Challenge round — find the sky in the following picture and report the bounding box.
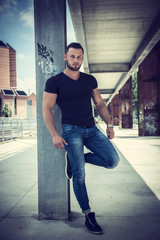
[0,0,76,94]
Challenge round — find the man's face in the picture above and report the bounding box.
[64,48,84,71]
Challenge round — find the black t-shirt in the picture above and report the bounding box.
[44,72,98,127]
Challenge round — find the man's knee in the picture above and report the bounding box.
[73,169,85,184]
[104,154,120,169]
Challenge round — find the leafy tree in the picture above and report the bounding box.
[132,72,138,101]
[132,72,138,123]
[1,103,12,117]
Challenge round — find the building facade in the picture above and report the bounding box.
[0,41,36,118]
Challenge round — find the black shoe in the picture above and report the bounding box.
[65,152,72,179]
[85,212,103,235]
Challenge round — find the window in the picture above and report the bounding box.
[27,100,32,117]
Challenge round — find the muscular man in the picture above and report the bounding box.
[43,42,119,234]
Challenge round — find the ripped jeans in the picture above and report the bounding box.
[62,124,120,213]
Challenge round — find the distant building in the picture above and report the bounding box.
[0,41,36,117]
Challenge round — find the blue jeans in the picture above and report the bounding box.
[62,124,120,213]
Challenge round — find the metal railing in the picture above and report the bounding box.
[0,117,37,142]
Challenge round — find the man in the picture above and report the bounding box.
[43,42,119,234]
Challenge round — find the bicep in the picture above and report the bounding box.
[43,91,57,110]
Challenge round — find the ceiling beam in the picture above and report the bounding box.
[67,0,89,73]
[89,63,130,73]
[108,9,160,104]
[99,89,114,94]
[130,9,160,69]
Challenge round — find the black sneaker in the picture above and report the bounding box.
[85,212,103,235]
[65,152,72,179]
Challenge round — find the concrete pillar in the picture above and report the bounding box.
[138,66,145,136]
[110,94,120,126]
[119,77,133,128]
[118,91,122,129]
[34,0,70,220]
[138,40,160,136]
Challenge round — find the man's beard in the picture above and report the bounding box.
[66,60,81,71]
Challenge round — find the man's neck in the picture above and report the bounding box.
[63,69,80,80]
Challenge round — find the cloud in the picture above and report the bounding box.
[19,5,34,28]
[17,53,25,59]
[0,0,17,12]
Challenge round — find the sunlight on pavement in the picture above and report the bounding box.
[99,124,160,201]
[0,139,37,162]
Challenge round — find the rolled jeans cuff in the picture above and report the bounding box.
[82,208,91,214]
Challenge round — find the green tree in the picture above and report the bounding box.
[1,103,12,117]
[132,72,138,123]
[132,72,138,101]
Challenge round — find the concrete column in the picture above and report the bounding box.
[34,0,70,220]
[138,40,160,136]
[138,67,145,136]
[118,91,122,129]
[108,102,113,125]
[119,77,133,128]
[110,94,120,126]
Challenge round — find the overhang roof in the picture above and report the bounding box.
[15,90,28,97]
[68,0,160,103]
[1,89,16,96]
[1,89,27,97]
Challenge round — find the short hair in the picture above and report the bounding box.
[66,42,84,54]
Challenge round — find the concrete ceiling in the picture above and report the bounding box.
[67,0,160,103]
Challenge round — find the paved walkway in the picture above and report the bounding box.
[0,126,160,240]
[100,124,160,201]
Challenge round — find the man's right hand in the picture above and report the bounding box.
[52,134,68,149]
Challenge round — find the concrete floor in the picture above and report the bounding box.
[0,126,160,240]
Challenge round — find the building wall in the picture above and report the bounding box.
[0,93,37,118]
[27,93,36,117]
[0,46,10,90]
[138,40,160,136]
[0,42,36,119]
[16,98,27,118]
[7,44,17,88]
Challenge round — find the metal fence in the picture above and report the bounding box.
[0,117,37,142]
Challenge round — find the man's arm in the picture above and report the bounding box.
[92,88,114,139]
[43,91,68,148]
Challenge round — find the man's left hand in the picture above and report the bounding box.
[106,127,114,139]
